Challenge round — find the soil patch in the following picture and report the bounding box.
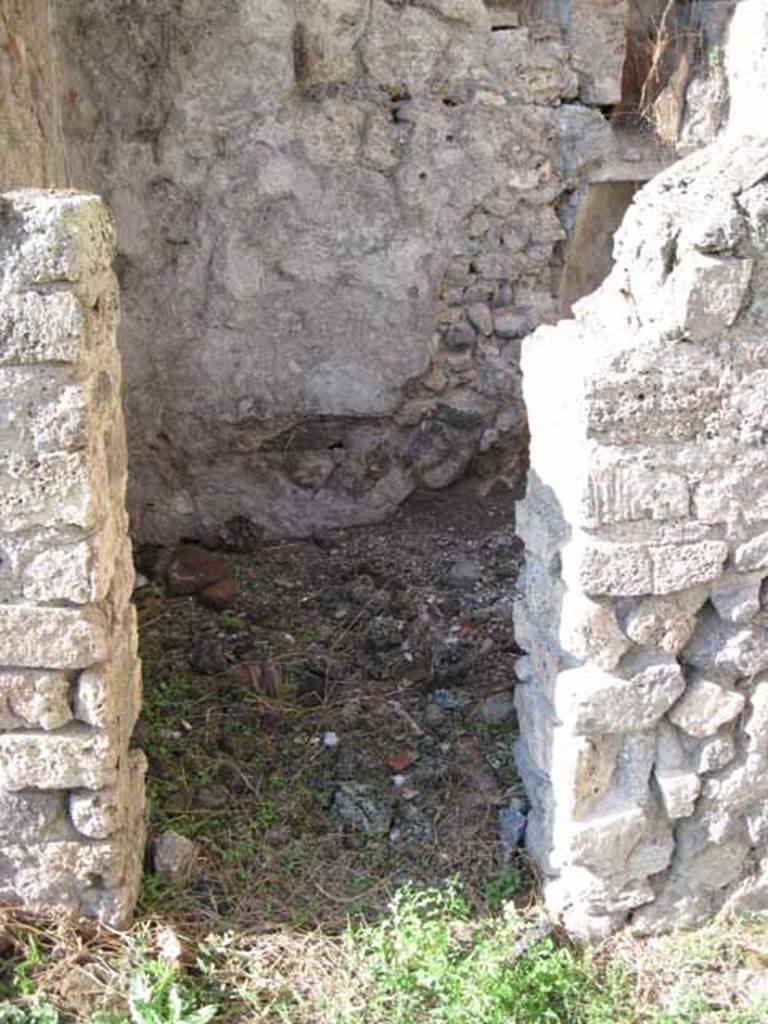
[135,480,531,930]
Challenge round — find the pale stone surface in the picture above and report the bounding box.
[0,450,108,534]
[650,542,728,596]
[0,789,72,844]
[668,676,745,739]
[655,768,701,820]
[0,727,116,791]
[0,293,85,366]
[551,731,620,819]
[673,254,753,342]
[516,136,768,937]
[559,593,630,670]
[0,606,108,669]
[569,0,629,105]
[683,611,768,682]
[726,0,768,139]
[22,535,111,605]
[555,661,685,736]
[582,450,690,528]
[0,191,144,927]
[710,575,762,625]
[0,192,116,289]
[734,531,768,572]
[0,671,72,731]
[745,680,768,754]
[70,752,147,840]
[74,617,142,737]
[563,538,727,597]
[154,831,199,886]
[563,539,653,597]
[624,596,698,655]
[688,728,738,775]
[45,0,654,544]
[70,787,123,840]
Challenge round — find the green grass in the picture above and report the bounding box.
[335,882,633,1024]
[90,962,218,1024]
[1,883,768,1022]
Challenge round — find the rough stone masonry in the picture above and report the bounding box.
[1,0,743,545]
[515,133,768,938]
[0,190,144,925]
[13,0,708,544]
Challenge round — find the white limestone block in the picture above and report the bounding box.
[559,592,630,669]
[734,530,768,571]
[75,614,141,735]
[563,539,653,596]
[0,670,72,731]
[0,292,85,365]
[746,679,768,754]
[668,675,746,738]
[0,605,108,669]
[624,595,699,655]
[551,729,620,819]
[711,574,762,624]
[0,450,108,534]
[0,192,116,289]
[683,609,768,681]
[0,726,116,791]
[554,659,685,735]
[649,541,728,595]
[655,768,701,820]
[688,728,738,774]
[672,253,753,342]
[69,750,147,839]
[582,451,689,527]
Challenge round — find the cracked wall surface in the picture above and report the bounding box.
[0,190,144,925]
[515,134,768,937]
[54,0,684,545]
[0,1,68,187]
[2,1,741,547]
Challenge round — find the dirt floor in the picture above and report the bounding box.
[134,479,532,931]
[5,482,768,1023]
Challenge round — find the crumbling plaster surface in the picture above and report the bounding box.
[0,2,747,546]
[55,0,671,545]
[0,1,68,187]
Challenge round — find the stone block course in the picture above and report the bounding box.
[0,727,117,791]
[0,606,109,669]
[515,137,768,937]
[0,190,144,927]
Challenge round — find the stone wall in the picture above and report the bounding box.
[0,1,69,187]
[53,0,682,545]
[0,2,749,548]
[0,190,144,925]
[515,135,768,937]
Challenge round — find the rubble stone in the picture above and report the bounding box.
[515,137,768,937]
[153,831,198,886]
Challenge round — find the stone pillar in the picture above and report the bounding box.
[0,190,145,925]
[515,137,768,937]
